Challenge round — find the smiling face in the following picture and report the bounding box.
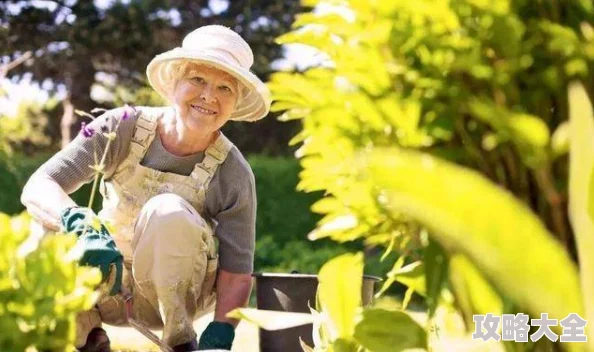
[172,63,240,133]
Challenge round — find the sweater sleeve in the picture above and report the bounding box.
[205,148,257,274]
[38,107,136,194]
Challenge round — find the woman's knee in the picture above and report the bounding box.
[138,194,205,229]
[133,193,209,252]
[142,193,190,216]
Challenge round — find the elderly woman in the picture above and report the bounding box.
[20,25,271,351]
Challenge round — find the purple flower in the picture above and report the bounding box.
[80,122,95,138]
[122,104,136,121]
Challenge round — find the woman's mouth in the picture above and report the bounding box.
[191,104,217,115]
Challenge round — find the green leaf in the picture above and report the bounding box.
[577,0,594,13]
[388,261,426,297]
[318,253,364,339]
[568,81,594,350]
[376,255,406,297]
[402,288,415,310]
[551,121,570,158]
[332,338,359,352]
[467,99,550,167]
[507,113,550,148]
[354,308,427,352]
[361,148,583,327]
[448,254,503,327]
[226,308,314,331]
[425,238,448,318]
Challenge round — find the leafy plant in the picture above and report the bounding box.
[245,0,594,351]
[0,212,101,351]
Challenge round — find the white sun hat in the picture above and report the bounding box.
[146,25,272,122]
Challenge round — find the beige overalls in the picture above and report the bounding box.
[76,107,233,348]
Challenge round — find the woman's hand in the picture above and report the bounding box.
[197,269,252,350]
[60,206,123,296]
[197,321,235,350]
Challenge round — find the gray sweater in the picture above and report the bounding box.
[39,106,256,274]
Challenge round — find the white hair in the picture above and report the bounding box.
[160,60,243,105]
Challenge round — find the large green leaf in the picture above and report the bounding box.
[568,81,594,351]
[448,254,503,327]
[354,308,427,352]
[226,308,314,331]
[360,148,583,341]
[318,253,363,340]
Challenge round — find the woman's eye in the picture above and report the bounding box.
[219,85,232,93]
[192,76,206,84]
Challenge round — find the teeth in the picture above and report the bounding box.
[192,105,216,115]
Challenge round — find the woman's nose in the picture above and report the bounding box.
[200,85,217,103]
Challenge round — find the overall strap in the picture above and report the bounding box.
[190,133,234,189]
[128,107,159,162]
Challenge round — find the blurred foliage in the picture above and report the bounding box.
[0,0,305,154]
[568,82,594,348]
[269,0,594,350]
[0,152,95,215]
[0,98,56,161]
[271,0,594,249]
[250,155,323,246]
[0,212,101,351]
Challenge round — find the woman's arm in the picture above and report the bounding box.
[21,171,77,231]
[213,269,253,326]
[204,149,257,327]
[20,107,135,230]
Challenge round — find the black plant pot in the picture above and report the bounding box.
[252,272,380,352]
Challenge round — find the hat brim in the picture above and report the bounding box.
[147,48,271,122]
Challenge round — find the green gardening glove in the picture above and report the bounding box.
[197,322,235,350]
[60,206,123,296]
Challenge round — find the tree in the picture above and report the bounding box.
[0,0,304,154]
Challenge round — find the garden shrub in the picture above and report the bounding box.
[0,212,100,351]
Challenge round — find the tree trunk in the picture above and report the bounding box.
[60,59,95,148]
[60,95,74,150]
